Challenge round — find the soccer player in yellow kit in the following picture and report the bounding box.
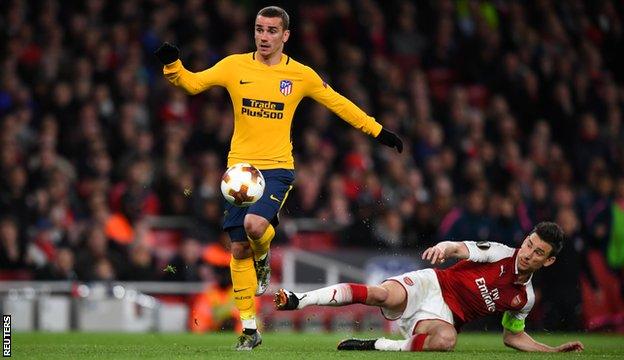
[155,6,403,350]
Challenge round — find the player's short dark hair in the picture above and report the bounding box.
[257,6,290,30]
[532,221,564,257]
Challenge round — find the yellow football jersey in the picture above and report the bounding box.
[163,52,383,169]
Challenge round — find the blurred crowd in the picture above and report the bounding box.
[1,0,624,330]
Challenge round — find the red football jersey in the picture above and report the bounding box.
[434,241,535,327]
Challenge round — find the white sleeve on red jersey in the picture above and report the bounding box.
[464,241,515,263]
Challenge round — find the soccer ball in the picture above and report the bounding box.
[220,163,265,207]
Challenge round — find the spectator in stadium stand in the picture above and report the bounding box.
[538,207,598,331]
[286,162,325,218]
[91,258,117,282]
[185,104,232,156]
[0,166,29,220]
[574,113,612,181]
[0,217,27,270]
[74,225,126,281]
[192,196,225,243]
[276,222,585,352]
[591,177,624,293]
[163,237,212,283]
[35,247,77,281]
[110,156,161,236]
[120,242,158,281]
[438,188,492,242]
[527,178,554,225]
[341,195,376,248]
[404,201,439,250]
[372,209,405,249]
[489,195,525,247]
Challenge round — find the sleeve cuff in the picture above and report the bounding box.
[502,311,525,333]
[371,121,383,137]
[464,241,477,261]
[163,59,182,73]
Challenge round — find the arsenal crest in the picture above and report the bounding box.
[511,294,522,307]
[403,277,414,286]
[280,80,292,96]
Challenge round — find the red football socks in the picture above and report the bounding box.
[410,334,428,351]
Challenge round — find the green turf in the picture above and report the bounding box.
[10,332,624,359]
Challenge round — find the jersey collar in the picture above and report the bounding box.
[251,52,290,67]
[513,249,533,285]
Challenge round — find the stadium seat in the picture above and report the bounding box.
[0,270,33,280]
[289,232,337,250]
[581,250,624,330]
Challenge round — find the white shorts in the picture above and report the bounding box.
[380,268,454,338]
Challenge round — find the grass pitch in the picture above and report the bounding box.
[12,332,624,359]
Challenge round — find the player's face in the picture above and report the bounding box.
[254,16,290,58]
[517,233,556,272]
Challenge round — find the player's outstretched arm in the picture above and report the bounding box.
[503,329,584,352]
[421,241,469,265]
[155,43,228,95]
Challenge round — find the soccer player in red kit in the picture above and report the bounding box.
[274,222,584,352]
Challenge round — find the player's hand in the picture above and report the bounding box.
[154,42,180,65]
[422,244,447,265]
[376,128,403,153]
[555,341,584,352]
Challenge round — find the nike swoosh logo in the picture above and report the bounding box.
[239,80,252,84]
[269,194,281,203]
[234,287,250,293]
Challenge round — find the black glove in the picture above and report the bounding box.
[154,42,180,65]
[376,128,403,153]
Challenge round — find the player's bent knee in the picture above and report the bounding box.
[244,215,269,239]
[380,280,407,308]
[429,333,456,351]
[231,242,252,259]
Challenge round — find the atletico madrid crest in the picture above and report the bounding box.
[280,80,292,96]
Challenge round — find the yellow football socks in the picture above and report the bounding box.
[230,256,257,321]
[249,224,275,261]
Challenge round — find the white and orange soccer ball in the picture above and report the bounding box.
[220,163,265,207]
